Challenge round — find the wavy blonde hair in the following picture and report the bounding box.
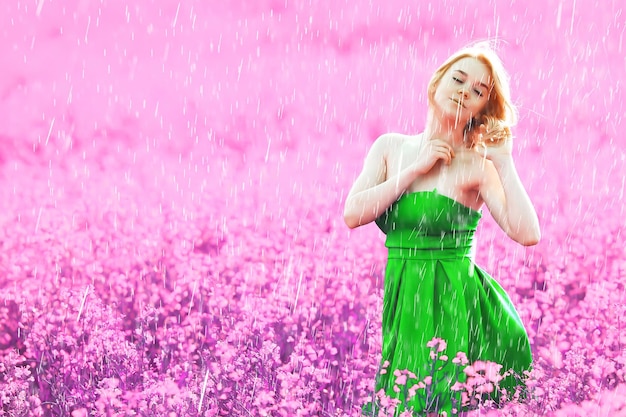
[427,42,517,146]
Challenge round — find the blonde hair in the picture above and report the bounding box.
[427,42,518,141]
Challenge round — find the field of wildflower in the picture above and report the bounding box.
[0,0,625,415]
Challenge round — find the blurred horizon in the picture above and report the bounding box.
[0,0,624,227]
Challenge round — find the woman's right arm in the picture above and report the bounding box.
[343,134,455,229]
[343,134,418,229]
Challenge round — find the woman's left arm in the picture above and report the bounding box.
[477,138,541,246]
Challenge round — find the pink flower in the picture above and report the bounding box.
[437,340,447,352]
[71,409,88,417]
[484,363,504,383]
[452,351,469,365]
[426,337,443,348]
[395,374,407,386]
[475,382,494,394]
[426,337,447,352]
[464,365,477,377]
[451,382,464,392]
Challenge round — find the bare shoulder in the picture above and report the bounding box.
[376,132,422,155]
[373,132,408,146]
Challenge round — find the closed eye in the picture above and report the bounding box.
[474,89,484,97]
[452,77,463,83]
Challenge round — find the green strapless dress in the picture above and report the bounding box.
[366,190,532,416]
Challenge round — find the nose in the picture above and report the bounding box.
[458,86,469,99]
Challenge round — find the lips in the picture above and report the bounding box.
[450,98,465,109]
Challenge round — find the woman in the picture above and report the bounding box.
[344,43,540,416]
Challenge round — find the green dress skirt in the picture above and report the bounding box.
[365,190,532,416]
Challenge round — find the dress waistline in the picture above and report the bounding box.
[387,247,473,260]
[385,231,476,260]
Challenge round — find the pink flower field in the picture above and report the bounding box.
[0,0,624,415]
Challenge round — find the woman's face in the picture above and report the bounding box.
[433,57,492,124]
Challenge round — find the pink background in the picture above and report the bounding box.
[1,0,624,246]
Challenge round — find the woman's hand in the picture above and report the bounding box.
[473,117,513,163]
[475,134,513,162]
[413,139,455,174]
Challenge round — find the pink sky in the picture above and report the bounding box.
[0,0,623,227]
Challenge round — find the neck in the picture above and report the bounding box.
[423,110,469,150]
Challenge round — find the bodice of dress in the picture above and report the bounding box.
[375,190,482,259]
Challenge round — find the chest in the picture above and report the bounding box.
[385,141,485,209]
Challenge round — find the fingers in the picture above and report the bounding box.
[477,124,487,137]
[480,123,511,145]
[434,145,453,164]
[432,142,454,155]
[427,140,455,164]
[436,146,453,157]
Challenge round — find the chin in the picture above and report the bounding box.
[434,101,469,122]
[449,110,471,127]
